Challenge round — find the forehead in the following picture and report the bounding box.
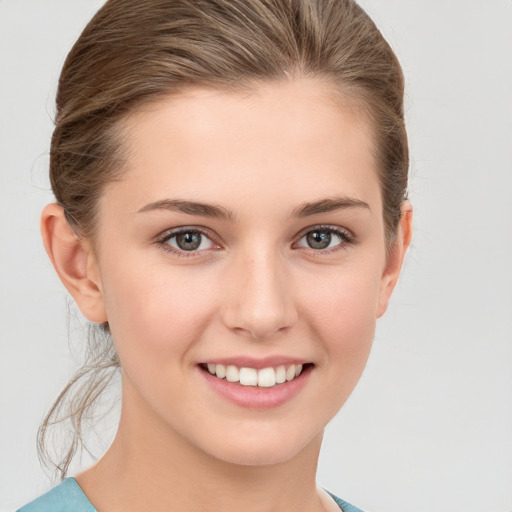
[107,78,381,216]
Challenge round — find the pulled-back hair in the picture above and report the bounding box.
[40,0,408,478]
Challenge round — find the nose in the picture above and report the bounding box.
[221,249,298,340]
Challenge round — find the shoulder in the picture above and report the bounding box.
[16,478,96,512]
[327,491,366,512]
[17,480,362,512]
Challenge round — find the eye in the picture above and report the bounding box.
[296,226,353,251]
[158,228,217,256]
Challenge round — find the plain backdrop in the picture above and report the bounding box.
[1,1,511,511]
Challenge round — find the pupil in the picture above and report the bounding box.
[307,231,331,249]
[177,232,201,251]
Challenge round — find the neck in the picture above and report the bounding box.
[76,382,327,512]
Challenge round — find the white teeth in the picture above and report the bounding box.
[275,365,286,384]
[239,367,258,386]
[286,365,296,381]
[257,367,276,387]
[215,364,226,379]
[205,363,306,387]
[225,365,239,382]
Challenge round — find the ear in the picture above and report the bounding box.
[377,202,413,318]
[41,203,108,324]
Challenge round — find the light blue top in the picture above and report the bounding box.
[17,477,365,512]
[17,479,97,512]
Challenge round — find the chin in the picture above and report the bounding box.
[197,425,323,468]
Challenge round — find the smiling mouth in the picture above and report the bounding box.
[199,363,312,388]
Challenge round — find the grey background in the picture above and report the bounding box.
[1,1,511,511]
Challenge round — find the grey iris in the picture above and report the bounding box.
[306,231,331,249]
[176,232,202,251]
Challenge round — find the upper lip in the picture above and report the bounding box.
[200,356,310,369]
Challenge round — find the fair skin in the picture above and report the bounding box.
[42,78,412,512]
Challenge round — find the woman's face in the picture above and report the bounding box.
[83,78,407,466]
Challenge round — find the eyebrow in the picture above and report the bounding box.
[292,196,370,217]
[136,199,235,221]
[136,196,370,221]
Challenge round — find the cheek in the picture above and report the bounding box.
[288,266,383,429]
[100,261,219,361]
[302,266,382,364]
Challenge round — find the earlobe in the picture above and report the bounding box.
[377,202,413,318]
[40,203,108,324]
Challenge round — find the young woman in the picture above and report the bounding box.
[17,1,412,511]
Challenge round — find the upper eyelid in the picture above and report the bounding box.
[156,224,354,249]
[157,225,217,243]
[156,227,219,258]
[294,224,354,241]
[157,223,351,235]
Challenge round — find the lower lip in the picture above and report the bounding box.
[198,365,312,409]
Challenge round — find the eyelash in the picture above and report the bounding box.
[156,227,218,258]
[156,225,355,258]
[295,225,355,255]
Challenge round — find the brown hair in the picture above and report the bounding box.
[40,0,408,478]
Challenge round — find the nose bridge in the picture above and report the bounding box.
[223,243,297,339]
